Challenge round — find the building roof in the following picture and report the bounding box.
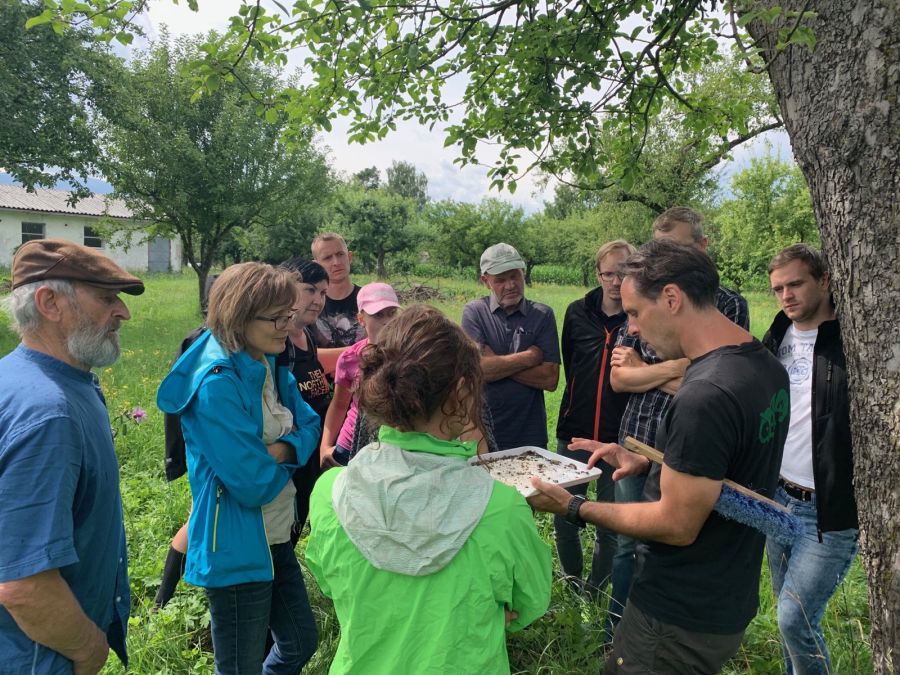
[0,184,134,219]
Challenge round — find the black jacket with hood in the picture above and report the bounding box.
[555,287,629,444]
[763,311,858,533]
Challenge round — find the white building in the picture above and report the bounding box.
[0,184,181,272]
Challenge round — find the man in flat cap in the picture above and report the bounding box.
[461,243,560,450]
[0,239,143,674]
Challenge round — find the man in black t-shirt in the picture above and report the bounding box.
[529,239,789,674]
[311,233,366,354]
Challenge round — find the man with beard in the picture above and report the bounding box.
[529,239,789,673]
[0,239,143,674]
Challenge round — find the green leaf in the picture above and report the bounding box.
[24,11,55,30]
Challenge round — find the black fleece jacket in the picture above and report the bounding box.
[763,311,858,533]
[555,287,629,444]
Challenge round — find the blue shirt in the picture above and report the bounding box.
[461,296,560,450]
[0,346,129,674]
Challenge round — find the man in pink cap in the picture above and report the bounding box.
[0,239,142,674]
[319,282,401,467]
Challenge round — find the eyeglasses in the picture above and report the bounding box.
[254,312,296,330]
[598,272,619,282]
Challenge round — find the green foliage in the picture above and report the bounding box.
[421,197,527,274]
[712,150,819,291]
[331,186,418,278]
[540,202,657,285]
[0,0,113,198]
[385,160,428,210]
[97,32,332,305]
[351,166,382,191]
[180,1,783,195]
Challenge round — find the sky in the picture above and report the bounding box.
[2,1,792,210]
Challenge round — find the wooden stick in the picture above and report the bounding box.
[622,436,789,513]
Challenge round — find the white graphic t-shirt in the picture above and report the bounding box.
[777,324,818,488]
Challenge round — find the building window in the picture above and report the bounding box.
[84,226,103,248]
[21,222,45,244]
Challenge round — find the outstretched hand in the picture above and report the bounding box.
[567,438,650,480]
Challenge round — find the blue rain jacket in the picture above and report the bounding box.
[157,330,319,588]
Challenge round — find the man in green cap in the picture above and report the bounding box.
[461,242,559,450]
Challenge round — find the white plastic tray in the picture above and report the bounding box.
[468,446,603,498]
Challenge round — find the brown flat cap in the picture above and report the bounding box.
[12,238,145,295]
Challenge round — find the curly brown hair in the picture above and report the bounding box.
[357,304,484,437]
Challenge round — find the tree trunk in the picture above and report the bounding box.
[376,249,387,279]
[746,2,899,671]
[524,261,535,286]
[196,265,210,316]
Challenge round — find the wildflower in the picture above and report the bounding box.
[131,406,147,424]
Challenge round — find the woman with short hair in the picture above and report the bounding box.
[157,261,320,674]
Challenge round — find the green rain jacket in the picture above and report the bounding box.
[307,426,552,674]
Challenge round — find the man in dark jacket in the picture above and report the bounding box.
[553,240,634,597]
[763,243,858,675]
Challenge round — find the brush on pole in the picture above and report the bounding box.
[623,437,800,545]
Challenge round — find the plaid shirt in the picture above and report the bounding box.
[616,285,750,446]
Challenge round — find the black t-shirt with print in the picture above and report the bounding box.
[312,285,366,348]
[629,340,789,635]
[277,327,331,425]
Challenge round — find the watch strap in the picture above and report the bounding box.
[565,494,587,528]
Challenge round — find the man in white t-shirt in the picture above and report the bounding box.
[762,244,858,675]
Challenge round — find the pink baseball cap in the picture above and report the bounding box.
[357,282,400,315]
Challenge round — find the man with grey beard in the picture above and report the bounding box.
[0,239,143,674]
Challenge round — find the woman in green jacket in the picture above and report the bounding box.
[307,304,551,674]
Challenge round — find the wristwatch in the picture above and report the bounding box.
[565,495,587,528]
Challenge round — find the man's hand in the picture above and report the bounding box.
[567,438,651,480]
[522,344,543,367]
[480,344,544,382]
[659,376,684,396]
[266,441,295,464]
[611,345,643,368]
[504,607,519,628]
[0,570,110,675]
[526,477,574,515]
[71,626,109,675]
[320,445,340,469]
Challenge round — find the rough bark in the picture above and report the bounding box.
[745,1,899,671]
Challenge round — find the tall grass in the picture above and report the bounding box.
[0,271,870,674]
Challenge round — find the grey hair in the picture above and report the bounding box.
[3,279,77,337]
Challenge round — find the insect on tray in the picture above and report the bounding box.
[469,446,603,498]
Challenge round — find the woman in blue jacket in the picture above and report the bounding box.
[158,262,320,674]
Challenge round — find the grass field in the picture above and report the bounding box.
[0,271,872,674]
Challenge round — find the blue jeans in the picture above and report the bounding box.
[552,439,616,594]
[767,485,858,675]
[604,473,646,642]
[206,542,318,674]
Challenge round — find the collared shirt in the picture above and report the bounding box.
[461,296,560,450]
[616,284,751,447]
[0,346,129,673]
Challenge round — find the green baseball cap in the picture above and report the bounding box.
[480,243,525,275]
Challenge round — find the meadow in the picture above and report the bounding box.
[0,270,872,674]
